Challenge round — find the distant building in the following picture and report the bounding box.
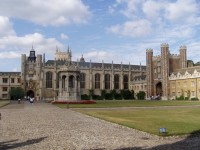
[0,72,21,99]
[146,43,200,100]
[1,43,199,101]
[0,47,146,100]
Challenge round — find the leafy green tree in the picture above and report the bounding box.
[101,90,106,100]
[110,90,116,100]
[9,87,25,100]
[136,91,146,100]
[89,89,94,100]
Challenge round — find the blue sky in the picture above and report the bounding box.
[0,0,200,71]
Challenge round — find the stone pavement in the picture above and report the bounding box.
[0,101,200,150]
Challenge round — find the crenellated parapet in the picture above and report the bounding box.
[153,55,161,60]
[169,69,200,80]
[146,48,153,52]
[180,45,187,49]
[161,43,169,47]
[170,54,180,58]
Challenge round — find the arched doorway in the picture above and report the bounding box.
[156,82,162,96]
[27,90,34,98]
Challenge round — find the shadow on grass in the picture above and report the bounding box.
[115,130,200,150]
[0,136,47,150]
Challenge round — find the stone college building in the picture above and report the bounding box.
[0,43,200,101]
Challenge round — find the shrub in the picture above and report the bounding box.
[110,90,116,100]
[9,87,25,100]
[92,95,103,100]
[105,93,113,100]
[176,95,185,100]
[191,97,199,101]
[81,94,90,100]
[89,89,94,100]
[184,97,189,100]
[51,100,96,104]
[101,90,106,100]
[115,93,122,100]
[122,90,134,100]
[136,91,146,100]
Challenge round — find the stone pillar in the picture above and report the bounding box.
[120,73,124,90]
[146,48,154,98]
[101,73,104,90]
[66,76,68,92]
[111,61,114,90]
[161,43,169,100]
[180,46,187,69]
[59,76,62,94]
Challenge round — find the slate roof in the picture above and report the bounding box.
[0,72,21,75]
[45,60,146,70]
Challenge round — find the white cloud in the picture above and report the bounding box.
[74,50,114,63]
[0,51,20,59]
[142,0,163,20]
[0,16,16,37]
[115,0,141,19]
[60,33,69,40]
[108,19,152,37]
[165,0,198,23]
[0,0,91,26]
[108,0,200,40]
[0,33,63,59]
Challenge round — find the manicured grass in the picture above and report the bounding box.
[76,107,200,136]
[54,100,200,108]
[0,100,10,108]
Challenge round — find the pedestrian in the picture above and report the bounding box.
[18,98,21,104]
[30,97,34,104]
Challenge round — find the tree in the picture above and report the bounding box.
[136,91,146,100]
[9,87,25,100]
[101,90,106,100]
[89,89,94,100]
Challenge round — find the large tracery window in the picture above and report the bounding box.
[80,73,86,89]
[114,74,119,89]
[105,74,110,89]
[46,72,53,88]
[123,74,128,89]
[95,73,100,89]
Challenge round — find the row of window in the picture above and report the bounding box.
[2,78,21,84]
[45,72,129,89]
[133,85,147,91]
[172,81,198,88]
[173,91,199,97]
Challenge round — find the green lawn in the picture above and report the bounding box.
[76,107,200,136]
[55,100,200,108]
[54,100,200,136]
[0,100,10,108]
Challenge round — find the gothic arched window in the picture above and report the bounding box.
[69,75,75,88]
[80,73,86,89]
[105,74,110,89]
[46,72,53,88]
[123,74,128,89]
[95,73,100,89]
[114,74,119,89]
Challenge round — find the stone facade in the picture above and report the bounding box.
[146,43,187,100]
[0,72,21,99]
[0,47,146,101]
[1,44,199,101]
[169,68,200,100]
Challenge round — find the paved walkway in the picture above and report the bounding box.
[0,101,200,150]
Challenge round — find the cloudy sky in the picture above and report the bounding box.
[0,0,200,71]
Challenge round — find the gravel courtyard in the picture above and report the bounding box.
[0,101,200,150]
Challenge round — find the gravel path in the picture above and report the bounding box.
[0,101,200,150]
